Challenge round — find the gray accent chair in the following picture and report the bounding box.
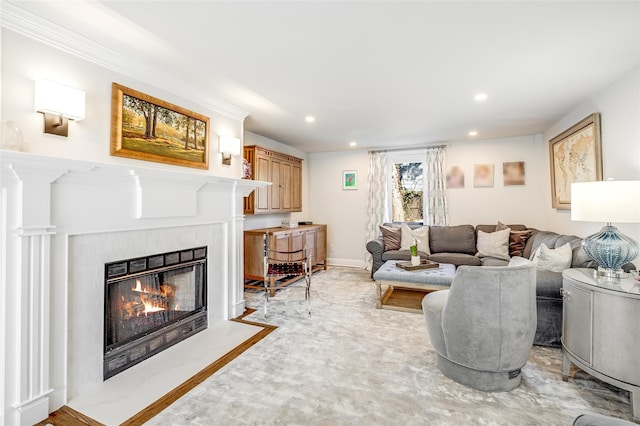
[422,257,537,392]
[569,413,636,425]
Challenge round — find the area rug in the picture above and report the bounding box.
[147,267,633,425]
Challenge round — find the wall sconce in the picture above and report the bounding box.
[218,135,241,165]
[34,80,85,137]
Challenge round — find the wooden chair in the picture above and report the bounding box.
[263,232,311,316]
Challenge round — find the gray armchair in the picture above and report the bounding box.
[422,257,537,391]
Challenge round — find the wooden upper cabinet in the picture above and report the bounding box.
[270,157,282,212]
[243,145,303,215]
[291,162,302,211]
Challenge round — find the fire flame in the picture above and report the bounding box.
[132,279,167,315]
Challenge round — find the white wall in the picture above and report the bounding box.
[1,30,244,179]
[242,131,310,230]
[542,63,640,264]
[307,149,369,267]
[446,134,547,227]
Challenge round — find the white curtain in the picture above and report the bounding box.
[365,151,388,269]
[424,146,449,226]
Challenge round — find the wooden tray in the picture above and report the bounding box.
[396,260,440,271]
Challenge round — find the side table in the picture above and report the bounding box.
[562,268,640,422]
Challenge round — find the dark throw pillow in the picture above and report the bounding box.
[509,230,532,258]
[379,225,401,251]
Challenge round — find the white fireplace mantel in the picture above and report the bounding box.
[0,150,269,425]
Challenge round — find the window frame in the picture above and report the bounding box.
[386,150,426,224]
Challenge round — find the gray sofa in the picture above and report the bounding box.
[366,222,635,347]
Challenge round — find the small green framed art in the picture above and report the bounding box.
[342,170,357,190]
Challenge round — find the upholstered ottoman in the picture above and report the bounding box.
[373,260,455,312]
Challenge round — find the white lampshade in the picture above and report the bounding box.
[218,135,241,156]
[571,181,640,223]
[34,80,85,121]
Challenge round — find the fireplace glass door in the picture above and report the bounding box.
[104,247,207,379]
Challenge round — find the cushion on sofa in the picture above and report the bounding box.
[509,230,533,257]
[429,252,482,266]
[532,243,573,272]
[476,228,511,260]
[379,225,401,251]
[526,231,595,268]
[478,223,532,257]
[381,250,430,262]
[430,225,476,255]
[400,223,430,254]
[476,224,527,233]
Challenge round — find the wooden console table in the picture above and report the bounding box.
[244,225,327,296]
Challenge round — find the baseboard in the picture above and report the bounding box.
[231,300,245,319]
[327,258,367,269]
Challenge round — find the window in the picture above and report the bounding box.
[387,153,424,223]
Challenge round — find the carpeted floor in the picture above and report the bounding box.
[147,267,633,425]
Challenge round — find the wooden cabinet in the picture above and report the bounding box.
[244,225,328,295]
[243,145,303,215]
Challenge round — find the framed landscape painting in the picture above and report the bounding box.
[549,113,602,210]
[110,83,210,170]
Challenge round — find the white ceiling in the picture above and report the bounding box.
[8,1,640,152]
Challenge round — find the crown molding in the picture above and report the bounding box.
[0,2,250,121]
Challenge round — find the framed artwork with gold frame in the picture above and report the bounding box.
[110,83,210,170]
[549,113,602,210]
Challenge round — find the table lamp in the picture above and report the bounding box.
[571,180,640,278]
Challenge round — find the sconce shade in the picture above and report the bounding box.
[34,80,86,120]
[571,180,640,277]
[218,135,241,165]
[34,80,85,137]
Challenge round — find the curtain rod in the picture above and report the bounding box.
[368,144,450,154]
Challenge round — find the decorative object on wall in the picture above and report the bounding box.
[110,83,210,170]
[1,121,27,151]
[571,180,640,278]
[446,165,465,188]
[549,113,602,210]
[218,135,241,165]
[474,164,494,188]
[503,161,525,186]
[342,170,358,190]
[34,79,85,137]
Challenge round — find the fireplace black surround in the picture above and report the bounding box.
[103,247,207,379]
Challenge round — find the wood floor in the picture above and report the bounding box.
[380,287,431,313]
[35,309,276,426]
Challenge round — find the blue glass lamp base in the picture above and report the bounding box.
[582,224,639,278]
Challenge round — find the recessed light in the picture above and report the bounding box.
[305,116,315,123]
[468,131,478,136]
[474,93,488,102]
[349,141,357,147]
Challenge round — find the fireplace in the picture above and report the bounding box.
[103,246,208,379]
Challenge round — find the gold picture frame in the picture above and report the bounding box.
[110,83,210,170]
[549,113,602,210]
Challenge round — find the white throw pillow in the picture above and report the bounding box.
[508,256,534,267]
[476,228,511,260]
[531,243,572,272]
[400,223,430,255]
